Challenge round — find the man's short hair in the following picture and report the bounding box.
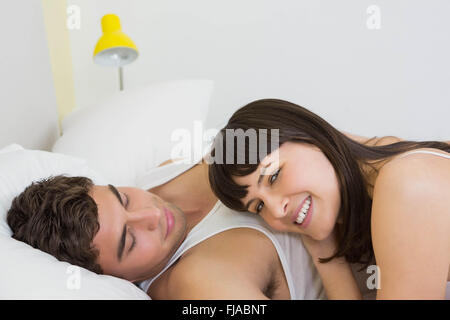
[6,175,103,274]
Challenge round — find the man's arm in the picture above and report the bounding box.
[162,228,277,299]
[167,259,270,300]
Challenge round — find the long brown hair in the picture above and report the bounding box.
[208,99,450,267]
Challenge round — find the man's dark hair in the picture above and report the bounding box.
[7,175,103,274]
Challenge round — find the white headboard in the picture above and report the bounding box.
[0,1,59,151]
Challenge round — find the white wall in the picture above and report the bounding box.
[68,0,450,141]
[0,0,59,151]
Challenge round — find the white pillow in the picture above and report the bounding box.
[52,79,214,186]
[0,144,150,299]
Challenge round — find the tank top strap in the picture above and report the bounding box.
[398,150,450,160]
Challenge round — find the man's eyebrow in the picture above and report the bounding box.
[108,184,124,206]
[107,184,127,262]
[244,163,270,211]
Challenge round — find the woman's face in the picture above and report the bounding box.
[233,141,341,240]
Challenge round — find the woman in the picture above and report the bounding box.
[207,98,450,299]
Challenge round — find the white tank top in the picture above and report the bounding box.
[135,159,326,300]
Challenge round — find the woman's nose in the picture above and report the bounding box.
[267,197,289,219]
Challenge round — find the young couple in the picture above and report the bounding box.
[7,99,450,299]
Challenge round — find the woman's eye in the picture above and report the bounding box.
[269,169,280,184]
[255,169,281,214]
[256,202,264,214]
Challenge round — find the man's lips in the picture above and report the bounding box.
[164,207,174,239]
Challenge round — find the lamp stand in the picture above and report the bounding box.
[119,66,124,91]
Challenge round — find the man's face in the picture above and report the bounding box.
[89,185,186,282]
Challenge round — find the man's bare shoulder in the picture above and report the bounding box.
[165,228,278,299]
[179,228,277,277]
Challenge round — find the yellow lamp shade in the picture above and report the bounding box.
[93,14,138,67]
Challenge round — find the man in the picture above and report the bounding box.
[7,133,395,299]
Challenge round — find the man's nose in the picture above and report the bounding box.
[127,206,162,230]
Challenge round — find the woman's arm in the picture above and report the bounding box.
[301,227,362,300]
[371,154,450,299]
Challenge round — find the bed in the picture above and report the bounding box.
[1,1,448,300]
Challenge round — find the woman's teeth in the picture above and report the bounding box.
[295,196,311,224]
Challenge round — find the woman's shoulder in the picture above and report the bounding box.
[371,147,450,226]
[374,148,450,195]
[390,147,450,162]
[378,147,450,181]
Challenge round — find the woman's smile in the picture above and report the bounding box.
[292,195,312,227]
